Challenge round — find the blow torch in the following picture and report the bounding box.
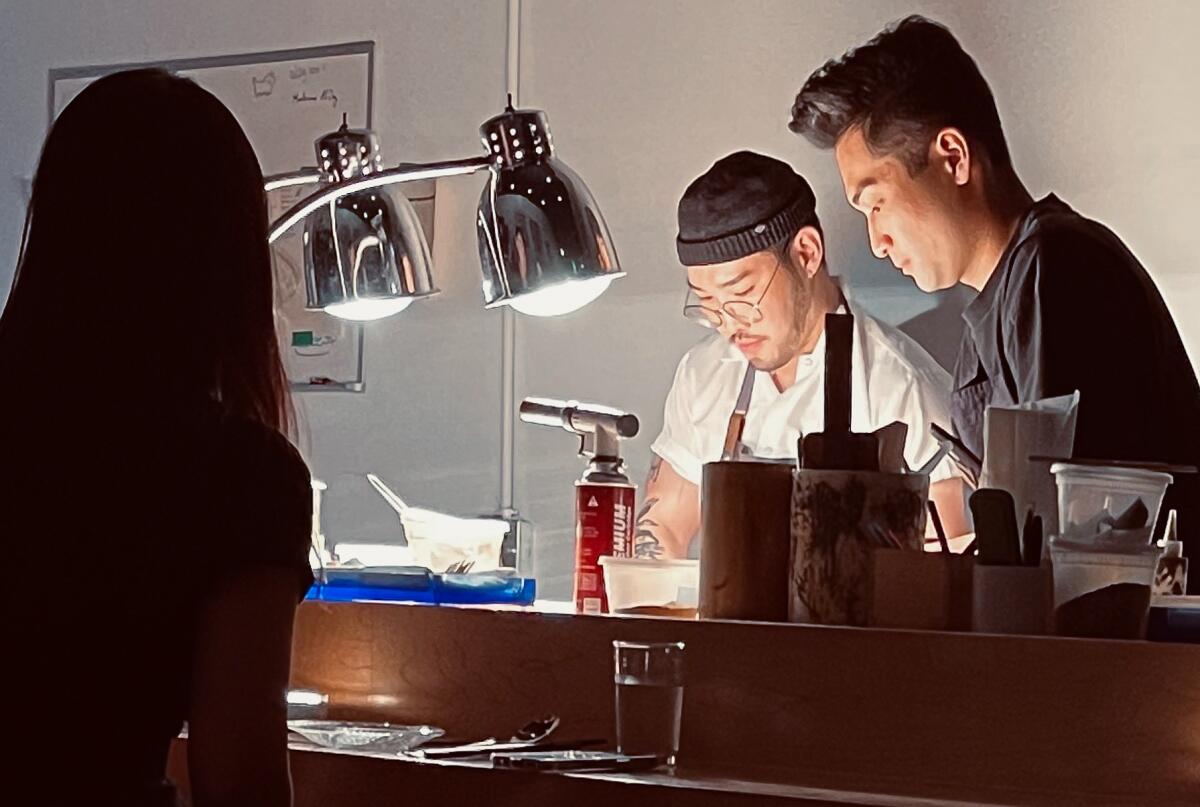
[520,397,639,614]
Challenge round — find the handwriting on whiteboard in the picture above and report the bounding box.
[250,62,337,108]
[251,71,276,97]
[292,89,338,108]
[290,65,322,80]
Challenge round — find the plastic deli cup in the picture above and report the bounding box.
[1051,462,1171,547]
[1050,538,1159,639]
[599,557,699,619]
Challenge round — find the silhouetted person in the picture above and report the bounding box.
[2,69,311,806]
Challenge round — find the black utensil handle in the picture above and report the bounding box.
[824,313,854,434]
[1023,514,1044,567]
[928,500,951,554]
[970,488,1022,566]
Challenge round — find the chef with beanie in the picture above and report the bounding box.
[634,150,963,559]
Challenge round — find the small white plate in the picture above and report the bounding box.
[288,720,443,754]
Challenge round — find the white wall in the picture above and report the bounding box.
[2,1,1198,599]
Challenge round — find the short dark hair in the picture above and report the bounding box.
[789,16,1011,175]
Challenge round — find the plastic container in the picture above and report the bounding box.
[432,572,537,605]
[1050,539,1159,638]
[1050,462,1172,546]
[599,557,699,618]
[306,571,537,606]
[401,513,509,573]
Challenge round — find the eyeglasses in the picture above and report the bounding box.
[682,258,781,330]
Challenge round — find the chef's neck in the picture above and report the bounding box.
[959,166,1035,292]
[771,270,843,392]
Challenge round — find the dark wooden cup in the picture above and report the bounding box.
[699,461,794,621]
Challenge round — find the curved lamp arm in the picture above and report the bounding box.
[263,169,325,192]
[266,155,492,245]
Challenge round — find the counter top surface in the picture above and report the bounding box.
[274,601,1200,805]
[169,737,1171,807]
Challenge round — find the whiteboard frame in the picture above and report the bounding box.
[47,41,375,393]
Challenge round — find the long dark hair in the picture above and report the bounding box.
[1,68,291,434]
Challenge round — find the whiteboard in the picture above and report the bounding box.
[48,42,376,391]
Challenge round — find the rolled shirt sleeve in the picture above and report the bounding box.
[650,352,706,485]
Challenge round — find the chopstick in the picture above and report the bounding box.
[927,500,951,554]
[862,523,907,549]
[417,737,605,759]
[930,423,981,486]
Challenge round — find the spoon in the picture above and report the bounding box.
[416,715,561,758]
[366,473,409,515]
[509,715,560,743]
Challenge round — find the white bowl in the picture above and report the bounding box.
[402,514,508,573]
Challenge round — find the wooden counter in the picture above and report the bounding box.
[165,601,1200,804]
[250,601,1200,805]
[171,740,1068,807]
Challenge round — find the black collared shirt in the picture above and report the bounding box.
[953,195,1200,573]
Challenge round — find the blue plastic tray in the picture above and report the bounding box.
[306,571,536,606]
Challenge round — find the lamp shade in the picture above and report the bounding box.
[303,124,437,321]
[476,108,622,317]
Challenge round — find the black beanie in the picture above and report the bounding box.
[676,151,817,266]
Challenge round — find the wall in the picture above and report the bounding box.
[2,1,1198,599]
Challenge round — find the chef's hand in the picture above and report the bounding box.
[634,454,700,559]
[928,477,970,541]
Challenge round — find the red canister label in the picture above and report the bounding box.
[574,483,636,614]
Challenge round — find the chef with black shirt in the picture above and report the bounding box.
[789,15,1200,580]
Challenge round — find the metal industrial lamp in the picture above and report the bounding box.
[298,121,437,321]
[266,102,623,321]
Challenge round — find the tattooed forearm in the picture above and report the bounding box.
[634,525,664,559]
[634,496,664,559]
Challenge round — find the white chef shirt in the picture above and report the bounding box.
[652,291,954,485]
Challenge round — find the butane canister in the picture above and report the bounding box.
[574,459,635,614]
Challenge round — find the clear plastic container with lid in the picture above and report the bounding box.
[1051,462,1172,547]
[599,556,699,618]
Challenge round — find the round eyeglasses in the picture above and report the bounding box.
[682,258,781,329]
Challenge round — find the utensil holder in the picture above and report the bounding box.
[869,550,974,631]
[790,469,929,626]
[972,564,1052,635]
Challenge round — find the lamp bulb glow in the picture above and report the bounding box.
[506,275,616,317]
[324,298,414,321]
